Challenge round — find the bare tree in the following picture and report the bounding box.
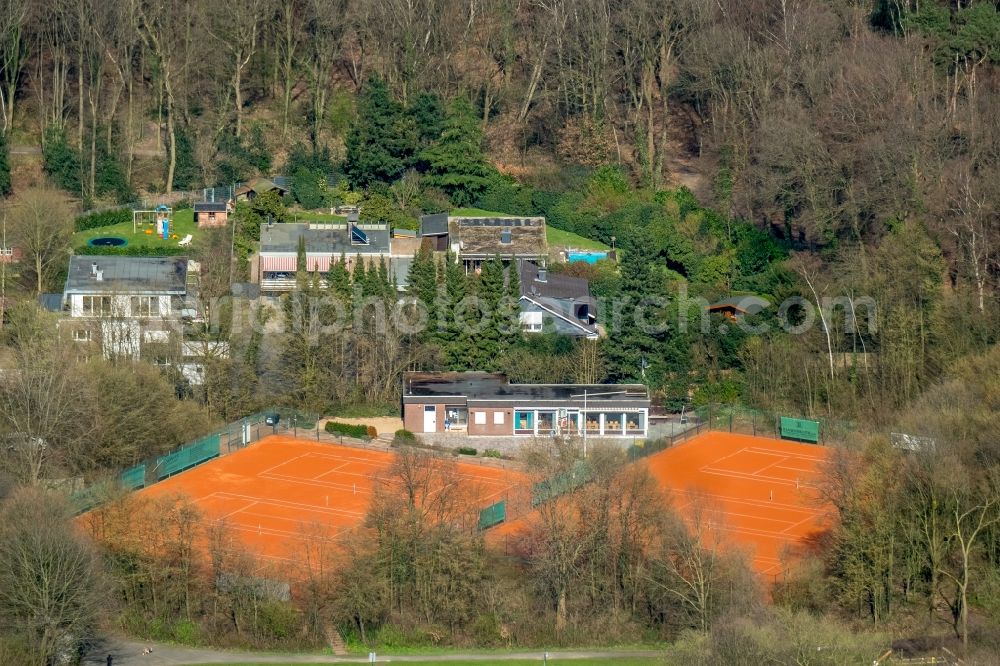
[0,305,90,486]
[939,472,1000,650]
[209,0,271,139]
[0,488,104,666]
[135,0,184,192]
[0,0,29,136]
[5,188,74,296]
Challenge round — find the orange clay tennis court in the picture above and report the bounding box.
[140,435,523,564]
[486,431,834,578]
[643,431,834,577]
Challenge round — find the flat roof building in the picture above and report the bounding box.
[402,372,649,438]
[418,213,548,271]
[255,222,391,292]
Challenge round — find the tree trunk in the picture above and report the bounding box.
[555,585,567,632]
[234,52,244,139]
[164,71,176,193]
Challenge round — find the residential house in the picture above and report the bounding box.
[234,178,290,202]
[518,261,598,338]
[61,256,189,360]
[193,201,230,228]
[402,372,650,438]
[418,213,547,272]
[178,340,230,386]
[255,222,391,292]
[0,243,21,264]
[707,295,770,321]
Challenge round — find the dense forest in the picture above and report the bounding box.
[2,0,1000,663]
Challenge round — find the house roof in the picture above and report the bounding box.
[518,261,597,336]
[419,213,450,236]
[403,372,649,407]
[258,222,390,255]
[64,256,188,295]
[707,295,770,315]
[522,296,598,337]
[239,178,289,196]
[451,217,547,258]
[519,261,590,301]
[194,201,227,212]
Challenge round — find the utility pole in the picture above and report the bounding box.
[1,210,7,330]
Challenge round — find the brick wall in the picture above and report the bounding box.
[468,407,514,436]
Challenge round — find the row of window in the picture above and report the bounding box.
[80,295,161,317]
[446,407,646,435]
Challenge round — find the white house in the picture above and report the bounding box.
[62,256,189,360]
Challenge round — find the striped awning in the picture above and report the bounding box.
[306,254,332,272]
[260,255,296,272]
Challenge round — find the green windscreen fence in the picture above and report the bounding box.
[119,464,146,490]
[478,500,507,530]
[156,434,220,480]
[71,483,109,514]
[780,417,820,443]
[532,460,592,507]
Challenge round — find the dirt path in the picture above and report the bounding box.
[83,637,663,665]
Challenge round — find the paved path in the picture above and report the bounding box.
[83,638,663,665]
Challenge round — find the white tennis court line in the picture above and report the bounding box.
[255,453,313,477]
[312,461,350,480]
[746,446,826,462]
[700,465,802,486]
[213,490,366,518]
[752,456,792,476]
[671,487,824,514]
[672,503,807,528]
[258,471,378,494]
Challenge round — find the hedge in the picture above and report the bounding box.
[324,421,370,440]
[74,245,189,257]
[393,429,416,445]
[75,208,131,232]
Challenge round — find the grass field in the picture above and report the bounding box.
[449,208,610,253]
[189,654,666,666]
[546,227,610,251]
[450,207,518,217]
[73,208,199,250]
[288,210,349,223]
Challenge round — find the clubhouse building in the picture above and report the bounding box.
[402,372,649,438]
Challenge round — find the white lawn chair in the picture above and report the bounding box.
[177,234,193,246]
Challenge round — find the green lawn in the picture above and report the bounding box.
[450,207,518,218]
[73,208,200,251]
[449,208,610,252]
[189,653,666,666]
[288,210,349,223]
[546,226,611,252]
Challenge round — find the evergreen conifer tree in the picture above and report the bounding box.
[420,96,494,205]
[344,75,417,187]
[329,253,352,301]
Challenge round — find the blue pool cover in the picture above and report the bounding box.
[567,251,608,264]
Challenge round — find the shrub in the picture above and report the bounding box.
[366,425,378,438]
[74,207,131,232]
[74,245,189,257]
[42,126,82,194]
[456,446,477,456]
[483,448,503,458]
[324,421,370,440]
[393,429,416,446]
